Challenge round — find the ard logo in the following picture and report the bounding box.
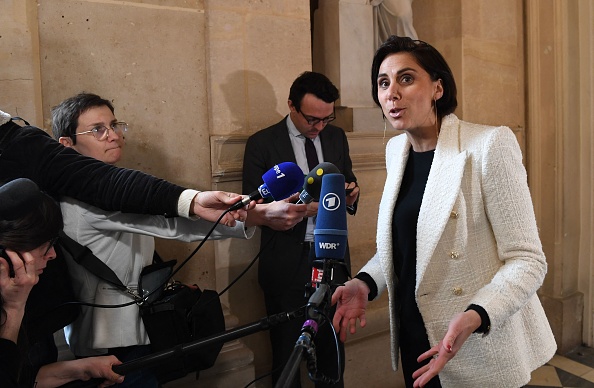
[322,193,341,211]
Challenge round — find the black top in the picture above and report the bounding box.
[392,149,440,387]
[0,338,20,387]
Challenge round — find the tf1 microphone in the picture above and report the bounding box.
[296,162,340,204]
[229,162,304,211]
[314,173,347,261]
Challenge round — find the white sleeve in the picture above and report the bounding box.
[61,197,254,242]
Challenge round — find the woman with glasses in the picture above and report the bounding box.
[331,36,556,388]
[0,178,125,388]
[51,93,256,386]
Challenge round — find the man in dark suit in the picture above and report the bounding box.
[242,71,359,387]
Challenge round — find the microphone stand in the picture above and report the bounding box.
[274,258,343,388]
[58,310,303,388]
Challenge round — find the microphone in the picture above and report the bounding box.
[314,173,347,261]
[229,162,304,211]
[296,162,340,204]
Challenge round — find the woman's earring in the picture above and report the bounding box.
[434,98,439,140]
[383,116,387,146]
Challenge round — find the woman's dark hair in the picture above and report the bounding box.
[51,92,115,144]
[0,179,63,329]
[0,179,63,253]
[371,35,457,119]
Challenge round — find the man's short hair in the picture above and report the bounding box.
[51,93,114,144]
[288,71,340,111]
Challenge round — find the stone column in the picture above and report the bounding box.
[526,0,594,354]
[312,0,384,133]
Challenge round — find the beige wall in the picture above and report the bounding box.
[2,0,593,386]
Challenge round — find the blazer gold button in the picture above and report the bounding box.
[450,251,459,259]
[452,287,463,296]
[450,211,459,219]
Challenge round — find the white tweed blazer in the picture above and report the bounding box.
[360,114,556,388]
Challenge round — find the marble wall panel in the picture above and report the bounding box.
[37,0,209,189]
[207,5,310,137]
[0,0,42,123]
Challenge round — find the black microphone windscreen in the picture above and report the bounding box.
[299,162,340,204]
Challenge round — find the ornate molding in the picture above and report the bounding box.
[210,132,395,182]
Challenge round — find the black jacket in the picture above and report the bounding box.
[242,117,357,294]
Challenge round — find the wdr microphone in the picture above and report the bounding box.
[229,162,304,211]
[297,162,340,205]
[314,173,347,261]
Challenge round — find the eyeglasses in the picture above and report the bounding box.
[74,122,128,141]
[43,236,59,256]
[298,110,336,126]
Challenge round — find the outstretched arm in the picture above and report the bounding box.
[189,191,253,226]
[35,356,124,388]
[331,278,370,342]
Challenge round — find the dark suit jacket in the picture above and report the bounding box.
[242,116,357,295]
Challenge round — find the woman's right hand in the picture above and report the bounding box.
[0,250,38,342]
[331,278,370,342]
[0,250,38,310]
[35,355,124,388]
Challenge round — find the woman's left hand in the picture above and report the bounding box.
[345,182,360,207]
[411,310,482,387]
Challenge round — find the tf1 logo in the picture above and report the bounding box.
[273,164,286,179]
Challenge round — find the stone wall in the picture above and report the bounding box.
[2,0,594,386]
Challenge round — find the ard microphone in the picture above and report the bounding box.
[314,173,347,261]
[229,162,304,211]
[296,162,340,204]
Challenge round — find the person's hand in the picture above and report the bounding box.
[412,310,481,387]
[0,250,38,310]
[245,193,307,230]
[345,182,360,207]
[35,355,124,388]
[78,355,124,388]
[331,278,370,342]
[305,201,319,218]
[191,191,252,226]
[0,250,38,342]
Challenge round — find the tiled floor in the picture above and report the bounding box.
[527,345,594,387]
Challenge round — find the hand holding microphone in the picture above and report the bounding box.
[297,162,340,205]
[229,162,304,211]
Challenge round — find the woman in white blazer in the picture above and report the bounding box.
[331,36,556,388]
